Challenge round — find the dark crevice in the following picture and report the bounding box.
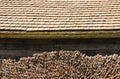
[0,38,120,61]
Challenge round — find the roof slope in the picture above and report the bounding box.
[0,0,120,31]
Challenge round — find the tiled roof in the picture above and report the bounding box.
[0,0,120,31]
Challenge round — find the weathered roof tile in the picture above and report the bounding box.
[0,0,120,31]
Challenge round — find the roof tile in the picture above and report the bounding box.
[0,0,120,31]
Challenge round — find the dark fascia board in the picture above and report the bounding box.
[0,30,120,39]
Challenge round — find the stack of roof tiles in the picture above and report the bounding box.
[0,51,120,78]
[0,0,120,31]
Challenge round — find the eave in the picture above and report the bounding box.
[0,30,120,39]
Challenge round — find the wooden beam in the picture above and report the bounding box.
[0,30,120,39]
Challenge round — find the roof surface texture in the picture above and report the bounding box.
[0,0,120,31]
[0,0,120,38]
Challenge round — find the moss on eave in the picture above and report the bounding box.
[0,30,120,39]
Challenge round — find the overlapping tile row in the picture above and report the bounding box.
[0,0,120,31]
